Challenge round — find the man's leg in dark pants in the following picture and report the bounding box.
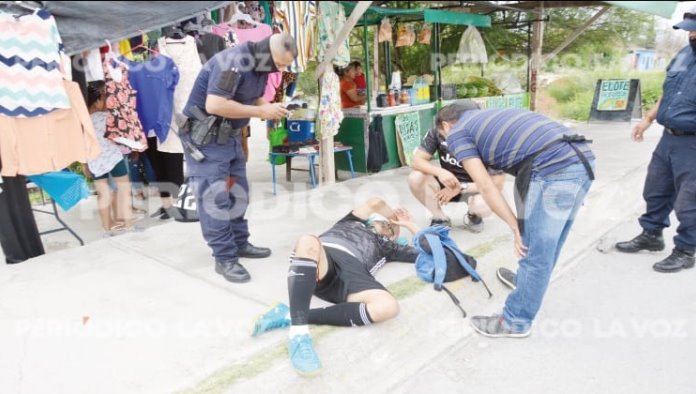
[191,174,251,283]
[192,175,241,260]
[227,138,250,249]
[616,138,674,253]
[638,139,676,233]
[670,137,696,253]
[227,136,270,258]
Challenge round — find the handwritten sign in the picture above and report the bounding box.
[589,79,642,122]
[394,112,421,166]
[470,93,529,110]
[597,80,630,111]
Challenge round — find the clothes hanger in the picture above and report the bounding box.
[227,3,259,27]
[121,32,159,59]
[122,43,159,58]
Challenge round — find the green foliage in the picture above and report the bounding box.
[294,61,318,98]
[557,89,594,122]
[544,68,665,121]
[547,77,593,103]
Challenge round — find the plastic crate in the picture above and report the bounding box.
[286,120,315,143]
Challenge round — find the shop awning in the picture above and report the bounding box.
[604,1,677,19]
[340,1,491,27]
[43,1,231,55]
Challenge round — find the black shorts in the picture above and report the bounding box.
[314,246,387,304]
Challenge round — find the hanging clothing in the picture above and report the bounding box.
[158,35,203,154]
[87,111,124,178]
[119,39,133,60]
[121,55,179,144]
[367,115,389,173]
[231,23,272,43]
[198,33,227,63]
[0,173,44,264]
[103,61,147,152]
[0,9,70,118]
[274,1,316,72]
[82,48,105,82]
[272,72,297,103]
[27,171,90,212]
[264,72,283,102]
[317,1,349,67]
[261,1,272,25]
[0,81,101,177]
[318,71,343,138]
[145,137,184,200]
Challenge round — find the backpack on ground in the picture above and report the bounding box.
[413,225,493,317]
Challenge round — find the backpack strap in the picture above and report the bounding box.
[441,285,467,318]
[442,239,493,298]
[423,233,447,289]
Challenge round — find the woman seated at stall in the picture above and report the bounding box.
[339,61,367,109]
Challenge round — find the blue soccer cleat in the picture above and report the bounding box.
[288,334,322,376]
[250,303,291,337]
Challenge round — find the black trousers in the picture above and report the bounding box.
[639,131,696,252]
[0,175,45,263]
[146,137,185,199]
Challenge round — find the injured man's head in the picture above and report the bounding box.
[367,213,401,242]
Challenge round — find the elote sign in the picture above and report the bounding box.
[590,79,642,122]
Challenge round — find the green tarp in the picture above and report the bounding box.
[340,2,491,27]
[605,1,678,19]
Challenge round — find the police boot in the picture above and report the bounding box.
[238,243,272,259]
[215,259,251,283]
[615,230,664,253]
[653,249,695,273]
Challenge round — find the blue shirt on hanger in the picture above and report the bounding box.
[122,56,180,142]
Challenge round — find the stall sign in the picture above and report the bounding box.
[589,79,642,122]
[470,93,528,110]
[597,80,630,111]
[395,112,421,166]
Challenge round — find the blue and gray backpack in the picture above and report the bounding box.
[413,225,493,317]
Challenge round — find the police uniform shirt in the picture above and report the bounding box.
[184,42,268,129]
[656,46,696,132]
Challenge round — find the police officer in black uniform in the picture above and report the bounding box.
[615,11,696,273]
[182,33,297,283]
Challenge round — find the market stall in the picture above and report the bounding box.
[334,2,533,174]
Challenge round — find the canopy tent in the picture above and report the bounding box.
[437,1,677,20]
[41,1,231,55]
[605,1,677,19]
[341,1,491,27]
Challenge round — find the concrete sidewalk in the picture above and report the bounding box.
[1,121,688,394]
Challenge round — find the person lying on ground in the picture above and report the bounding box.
[250,198,422,376]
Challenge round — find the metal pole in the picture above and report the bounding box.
[364,15,371,111]
[434,23,442,102]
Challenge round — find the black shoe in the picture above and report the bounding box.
[462,213,484,233]
[653,249,695,273]
[430,217,452,227]
[215,259,251,283]
[150,207,165,218]
[238,243,272,259]
[496,267,517,290]
[615,230,665,253]
[160,207,177,221]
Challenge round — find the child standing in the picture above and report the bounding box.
[83,81,137,234]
